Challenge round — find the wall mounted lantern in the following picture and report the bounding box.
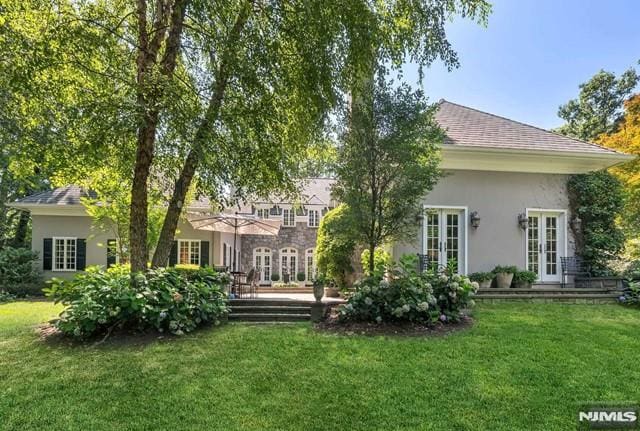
[470,211,481,229]
[517,213,529,230]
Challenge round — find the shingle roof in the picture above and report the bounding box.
[435,100,621,155]
[13,185,96,205]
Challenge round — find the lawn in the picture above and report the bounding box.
[1,301,640,430]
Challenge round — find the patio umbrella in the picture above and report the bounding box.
[187,212,281,271]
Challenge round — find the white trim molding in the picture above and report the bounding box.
[441,145,634,174]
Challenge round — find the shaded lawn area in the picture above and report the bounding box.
[1,301,640,430]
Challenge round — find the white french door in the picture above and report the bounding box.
[526,211,565,282]
[424,207,466,273]
[253,248,272,284]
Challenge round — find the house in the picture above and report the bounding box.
[10,100,632,285]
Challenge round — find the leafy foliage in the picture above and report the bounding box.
[339,254,477,324]
[469,272,494,282]
[513,270,537,285]
[0,290,16,303]
[45,265,229,339]
[0,247,42,296]
[360,247,392,277]
[618,280,640,308]
[334,74,443,273]
[556,67,639,141]
[315,205,357,288]
[492,265,518,274]
[568,172,625,275]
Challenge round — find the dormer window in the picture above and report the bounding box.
[283,208,295,227]
[256,208,269,219]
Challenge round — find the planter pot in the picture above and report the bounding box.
[313,283,324,302]
[479,280,492,289]
[495,272,514,289]
[324,286,340,298]
[514,281,532,289]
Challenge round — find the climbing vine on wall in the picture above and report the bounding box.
[568,171,625,275]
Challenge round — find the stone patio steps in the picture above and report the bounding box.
[228,299,311,322]
[256,287,313,294]
[474,287,621,303]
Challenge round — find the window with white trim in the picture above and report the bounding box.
[280,248,297,279]
[308,209,320,227]
[179,239,200,265]
[256,208,269,219]
[53,237,77,271]
[306,248,315,281]
[282,208,295,227]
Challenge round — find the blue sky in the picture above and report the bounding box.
[402,0,640,130]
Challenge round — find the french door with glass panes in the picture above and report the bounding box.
[424,208,465,273]
[526,211,565,282]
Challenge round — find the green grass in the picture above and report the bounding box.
[1,301,640,430]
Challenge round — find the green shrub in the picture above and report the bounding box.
[296,272,306,282]
[0,247,43,296]
[316,204,356,288]
[469,272,494,282]
[45,265,230,339]
[513,270,537,285]
[360,247,392,277]
[0,290,15,303]
[338,254,478,324]
[270,273,280,282]
[618,280,640,307]
[492,265,518,274]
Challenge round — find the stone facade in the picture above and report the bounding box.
[240,222,319,284]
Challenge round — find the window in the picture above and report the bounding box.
[282,208,295,227]
[280,248,297,279]
[107,239,119,268]
[179,239,200,265]
[308,209,320,227]
[306,249,315,281]
[53,237,76,271]
[256,208,269,219]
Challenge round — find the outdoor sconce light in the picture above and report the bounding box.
[415,212,424,224]
[470,211,481,229]
[570,215,582,232]
[517,213,529,230]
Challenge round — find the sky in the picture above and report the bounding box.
[401,0,640,130]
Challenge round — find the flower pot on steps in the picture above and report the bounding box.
[479,280,492,289]
[495,272,514,289]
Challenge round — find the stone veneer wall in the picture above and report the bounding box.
[240,223,319,283]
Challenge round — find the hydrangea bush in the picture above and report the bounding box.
[339,255,478,324]
[46,265,230,338]
[618,280,640,308]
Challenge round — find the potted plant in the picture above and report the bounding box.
[312,276,325,302]
[469,272,494,289]
[296,272,306,285]
[492,265,517,289]
[513,270,537,289]
[324,279,340,298]
[270,273,280,283]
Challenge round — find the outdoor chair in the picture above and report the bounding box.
[237,268,255,299]
[560,256,591,288]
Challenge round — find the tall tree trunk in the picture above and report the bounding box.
[151,2,251,267]
[128,0,187,272]
[0,170,9,248]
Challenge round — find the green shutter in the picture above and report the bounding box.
[200,241,210,267]
[43,238,52,270]
[76,239,86,270]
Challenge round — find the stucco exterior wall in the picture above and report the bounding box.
[392,169,576,274]
[32,214,215,279]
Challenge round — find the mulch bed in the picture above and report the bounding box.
[315,306,474,337]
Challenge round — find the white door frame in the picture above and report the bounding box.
[525,208,568,283]
[253,248,272,284]
[422,205,468,275]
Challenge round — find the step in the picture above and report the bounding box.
[230,305,311,314]
[256,289,313,294]
[228,299,312,307]
[476,288,618,295]
[228,313,311,322]
[475,293,619,303]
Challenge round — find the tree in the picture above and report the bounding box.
[315,205,357,288]
[333,74,443,273]
[597,94,640,250]
[556,67,638,140]
[2,0,491,274]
